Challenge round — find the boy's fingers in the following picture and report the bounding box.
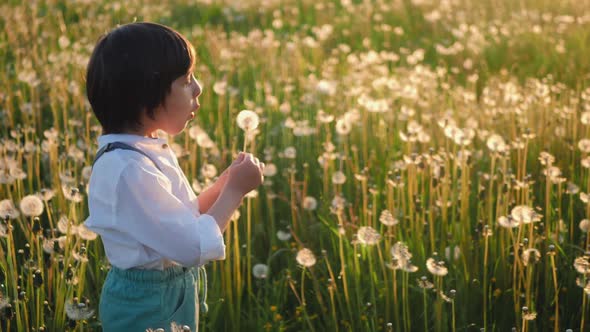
[232,152,246,165]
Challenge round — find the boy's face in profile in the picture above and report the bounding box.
[151,71,202,136]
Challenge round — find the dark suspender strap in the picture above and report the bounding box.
[92,142,163,173]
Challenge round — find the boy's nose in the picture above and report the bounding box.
[192,76,202,98]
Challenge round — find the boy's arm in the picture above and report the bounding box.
[197,185,221,214]
[205,187,243,232]
[197,170,229,213]
[203,152,263,233]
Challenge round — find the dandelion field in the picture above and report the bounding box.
[2,0,590,331]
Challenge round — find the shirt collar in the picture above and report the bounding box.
[97,133,168,149]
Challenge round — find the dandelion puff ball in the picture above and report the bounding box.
[574,256,590,274]
[357,226,381,245]
[237,110,260,132]
[426,258,449,276]
[276,229,291,241]
[19,195,44,217]
[296,248,317,267]
[252,263,269,279]
[302,196,318,211]
[579,219,590,233]
[0,199,20,219]
[379,209,398,226]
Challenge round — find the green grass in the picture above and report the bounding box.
[1,0,590,331]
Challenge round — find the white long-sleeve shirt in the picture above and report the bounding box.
[84,133,226,270]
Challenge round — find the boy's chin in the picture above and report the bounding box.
[168,125,188,136]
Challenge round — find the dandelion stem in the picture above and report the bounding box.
[422,288,428,332]
[549,254,559,332]
[451,299,457,332]
[582,291,587,332]
[483,233,489,331]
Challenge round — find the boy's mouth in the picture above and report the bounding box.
[188,103,199,120]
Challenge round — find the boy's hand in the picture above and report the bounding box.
[225,152,264,196]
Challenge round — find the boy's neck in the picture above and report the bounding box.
[118,125,157,138]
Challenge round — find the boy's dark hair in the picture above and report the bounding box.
[86,22,195,134]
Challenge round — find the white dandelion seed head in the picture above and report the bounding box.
[317,110,334,123]
[417,277,434,289]
[200,163,218,179]
[302,196,318,211]
[522,311,537,321]
[379,209,399,226]
[401,261,419,273]
[566,182,580,194]
[316,79,337,96]
[245,190,258,199]
[58,216,74,235]
[72,249,89,263]
[19,195,44,217]
[356,226,381,246]
[276,229,291,241]
[521,248,541,267]
[573,256,590,274]
[296,248,317,267]
[38,188,56,201]
[391,242,413,263]
[252,263,269,279]
[42,238,57,254]
[579,219,590,233]
[498,215,520,228]
[190,126,215,148]
[283,146,296,159]
[170,143,186,158]
[62,185,83,203]
[331,194,347,212]
[0,223,7,238]
[576,277,590,294]
[543,166,561,180]
[9,167,27,180]
[237,110,260,132]
[188,125,205,140]
[538,151,555,166]
[77,224,97,241]
[426,258,448,276]
[486,134,507,152]
[0,199,20,220]
[81,166,93,180]
[579,139,590,153]
[213,80,227,95]
[510,205,538,224]
[332,171,346,185]
[57,236,67,250]
[263,163,277,177]
[279,102,291,114]
[0,294,10,310]
[335,118,352,136]
[65,300,94,321]
[230,209,241,222]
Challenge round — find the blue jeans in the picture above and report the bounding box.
[99,265,199,332]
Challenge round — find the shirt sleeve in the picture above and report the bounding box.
[114,160,226,267]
